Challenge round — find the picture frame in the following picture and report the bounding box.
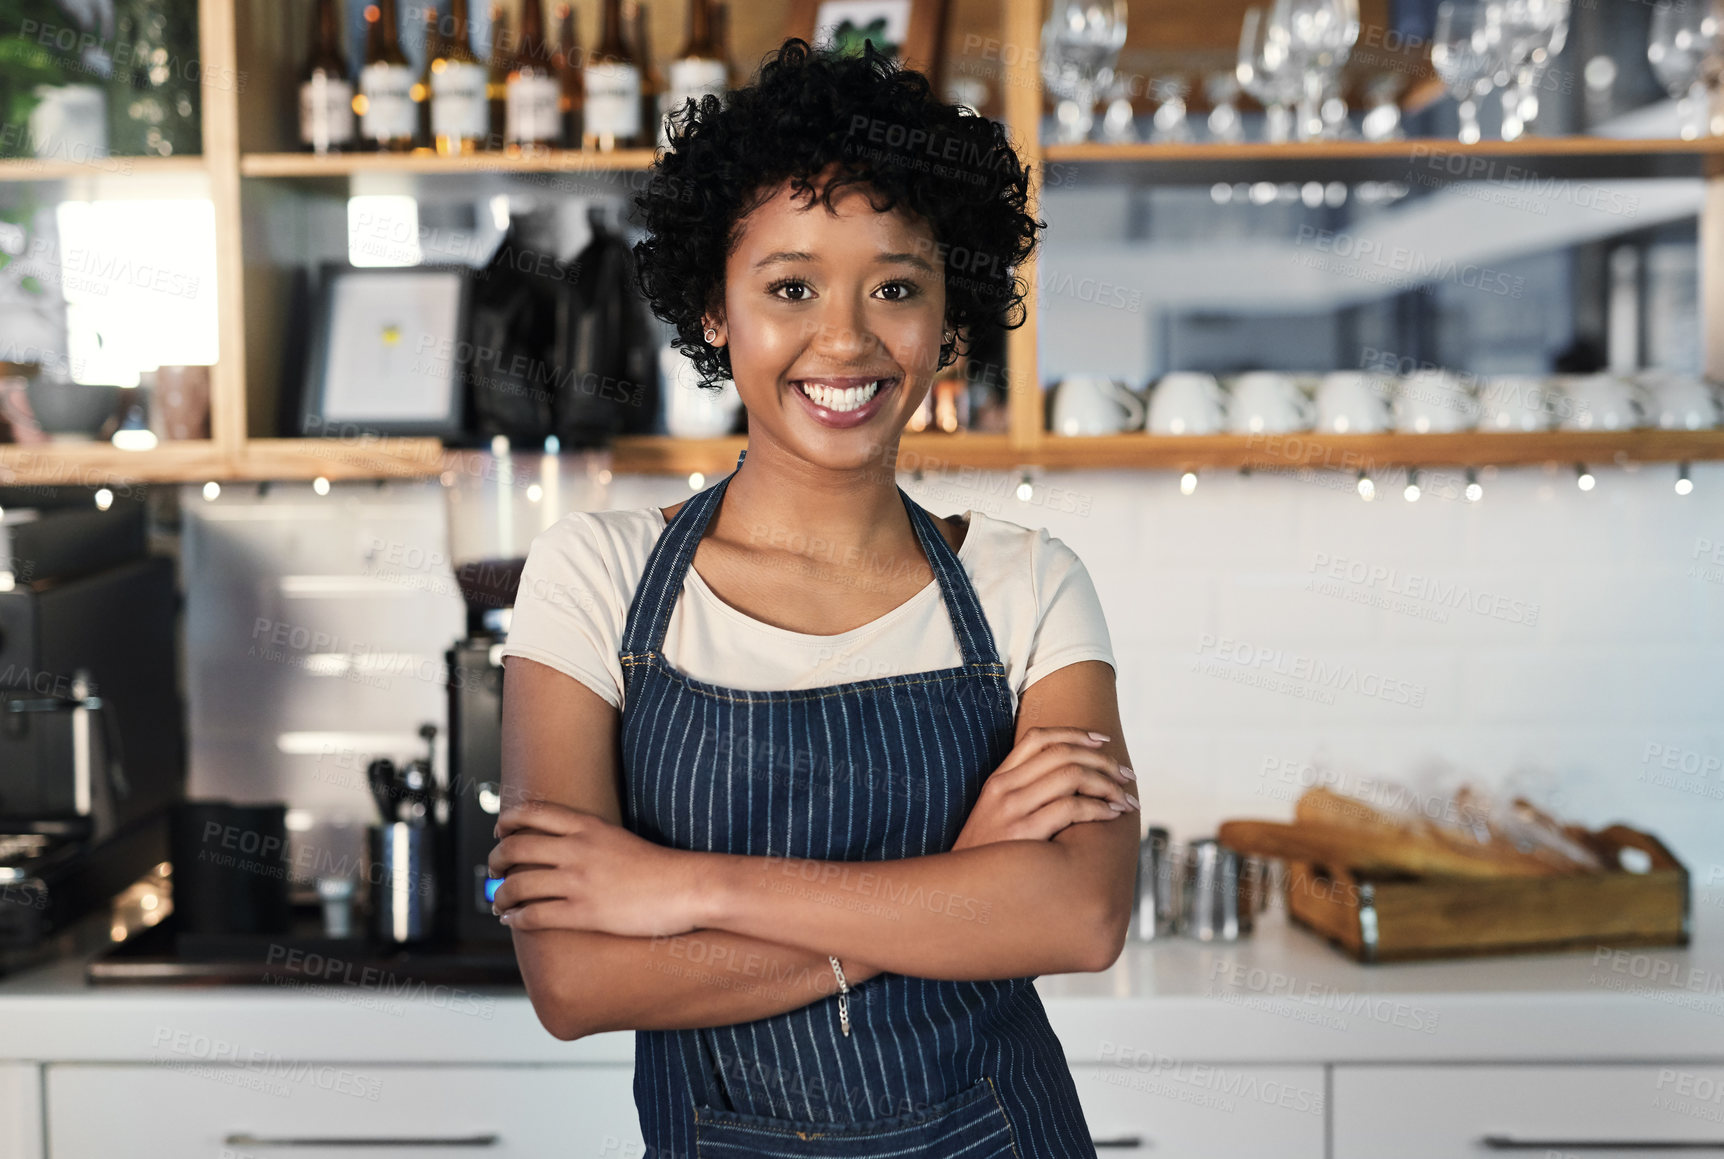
[299,264,471,440]
[787,0,950,94]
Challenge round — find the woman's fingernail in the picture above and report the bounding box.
[1087,731,1111,742]
[1108,800,1127,812]
[1119,765,1136,782]
[1125,794,1141,810]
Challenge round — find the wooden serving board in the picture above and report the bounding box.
[1282,825,1691,963]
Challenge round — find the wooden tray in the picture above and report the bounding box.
[1283,825,1691,963]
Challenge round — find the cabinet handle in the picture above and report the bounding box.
[1479,1135,1724,1151]
[223,1133,500,1148]
[1091,1134,1147,1149]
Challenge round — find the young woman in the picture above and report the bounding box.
[491,37,1139,1159]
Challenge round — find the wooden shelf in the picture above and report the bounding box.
[1047,137,1724,163]
[239,148,660,179]
[13,430,1690,484]
[1029,430,1724,471]
[0,441,226,486]
[0,155,207,184]
[1045,136,1724,184]
[234,437,450,480]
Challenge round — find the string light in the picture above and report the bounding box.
[1356,471,1375,501]
[1179,471,1198,496]
[1403,468,1421,503]
[688,472,705,490]
[1676,462,1694,496]
[1464,468,1483,502]
[202,481,220,501]
[1576,463,1595,492]
[1016,473,1034,502]
[313,476,331,496]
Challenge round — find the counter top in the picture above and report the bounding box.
[3,893,1721,1067]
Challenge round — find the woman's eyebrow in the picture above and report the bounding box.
[877,252,937,272]
[752,250,817,271]
[750,250,937,272]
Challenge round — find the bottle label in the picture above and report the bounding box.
[585,61,642,141]
[300,75,355,148]
[505,74,561,144]
[663,58,726,145]
[432,60,488,140]
[360,62,416,140]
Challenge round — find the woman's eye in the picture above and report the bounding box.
[877,281,919,301]
[768,279,812,302]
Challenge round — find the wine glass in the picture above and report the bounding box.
[1275,0,1361,140]
[1238,5,1301,142]
[1649,0,1724,140]
[1432,0,1496,144]
[1041,0,1129,144]
[1098,74,1140,143]
[1206,71,1247,143]
[1151,76,1193,142]
[1490,0,1570,140]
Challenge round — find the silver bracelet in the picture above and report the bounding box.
[828,955,851,1037]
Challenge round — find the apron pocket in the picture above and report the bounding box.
[693,1075,1021,1159]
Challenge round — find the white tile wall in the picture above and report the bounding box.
[602,459,1724,879]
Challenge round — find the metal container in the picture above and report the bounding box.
[366,822,437,944]
[1178,838,1254,942]
[1129,827,1180,940]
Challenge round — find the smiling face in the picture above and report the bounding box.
[706,165,949,470]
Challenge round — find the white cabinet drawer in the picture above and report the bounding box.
[46,1064,641,1159]
[1335,1065,1724,1158]
[0,1064,43,1159]
[1069,1062,1326,1158]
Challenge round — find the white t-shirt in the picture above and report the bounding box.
[498,505,1116,719]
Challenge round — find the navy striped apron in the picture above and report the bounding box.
[617,448,1098,1158]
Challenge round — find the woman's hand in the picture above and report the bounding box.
[952,727,1138,851]
[489,800,702,937]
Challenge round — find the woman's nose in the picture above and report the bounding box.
[804,303,883,360]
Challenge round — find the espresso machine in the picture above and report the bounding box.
[0,492,186,967]
[444,557,525,945]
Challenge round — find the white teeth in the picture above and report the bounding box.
[799,379,885,413]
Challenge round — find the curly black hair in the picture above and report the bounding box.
[631,37,1044,391]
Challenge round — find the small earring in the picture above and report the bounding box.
[704,327,719,344]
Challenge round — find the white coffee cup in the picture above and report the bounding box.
[1052,376,1146,436]
[1392,370,1481,433]
[1226,372,1314,434]
[1315,371,1393,434]
[661,344,741,438]
[1554,373,1647,432]
[1148,372,1225,436]
[1477,375,1556,432]
[1636,371,1721,430]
